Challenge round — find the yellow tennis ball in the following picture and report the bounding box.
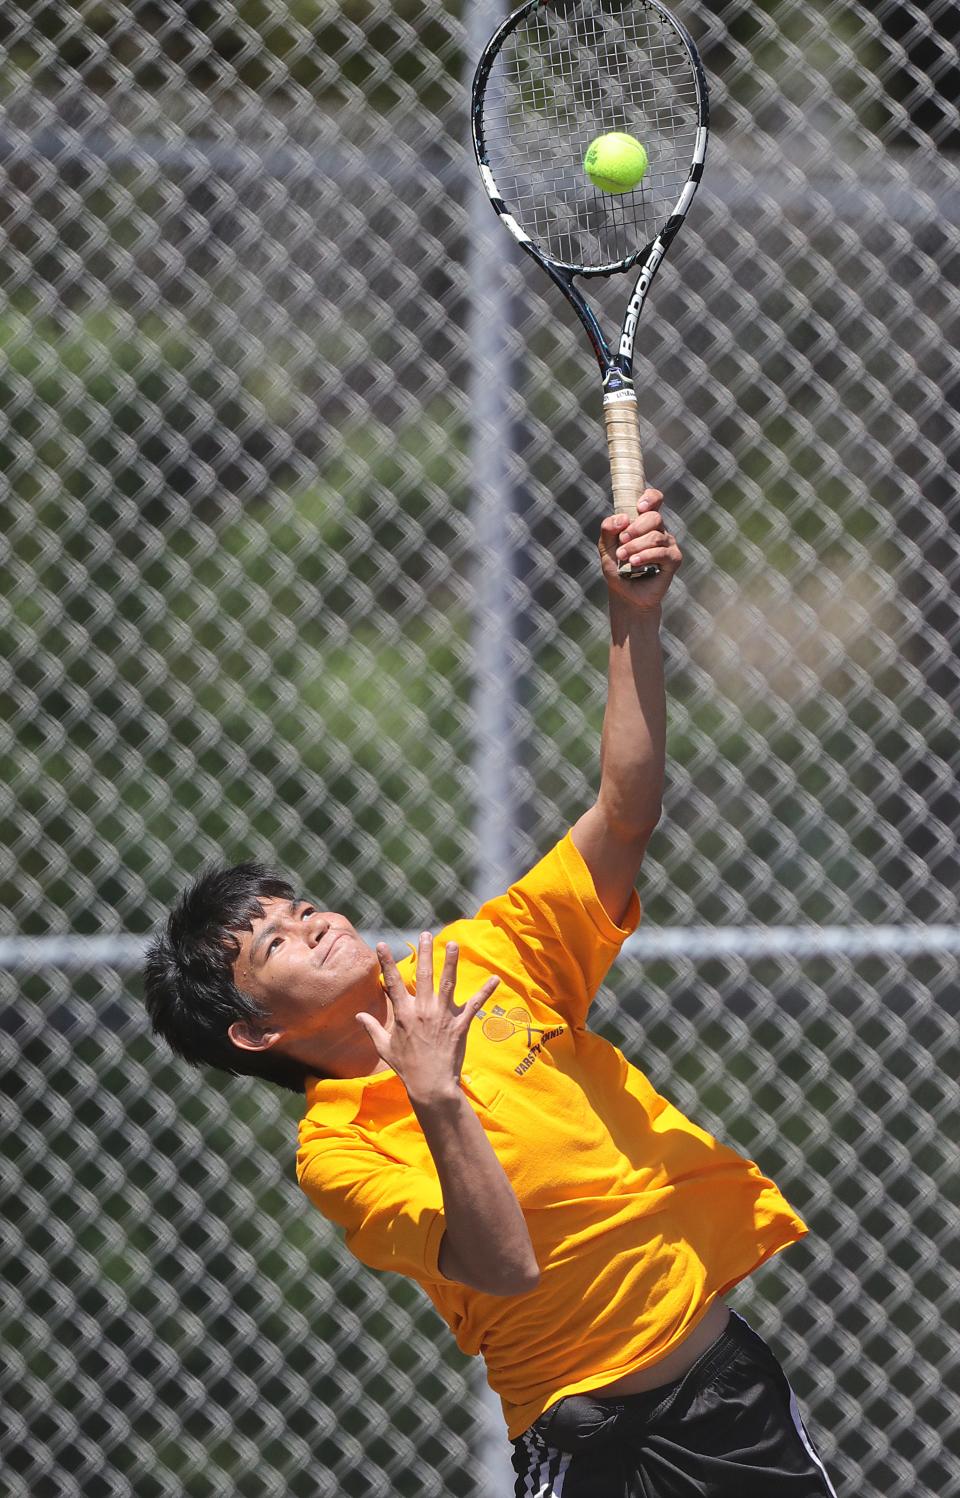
[584,133,649,193]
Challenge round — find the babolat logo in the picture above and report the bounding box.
[619,239,666,357]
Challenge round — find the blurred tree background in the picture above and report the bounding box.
[1,3,958,1495]
[0,0,957,933]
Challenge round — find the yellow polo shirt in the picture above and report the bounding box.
[296,833,807,1439]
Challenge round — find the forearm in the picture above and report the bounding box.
[359,940,535,1294]
[411,1089,539,1296]
[570,494,678,922]
[596,598,666,836]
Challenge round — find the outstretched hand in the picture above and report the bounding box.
[598,488,683,609]
[356,934,500,1106]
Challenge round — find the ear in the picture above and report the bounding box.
[228,1018,284,1054]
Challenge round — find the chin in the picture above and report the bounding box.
[327,933,378,979]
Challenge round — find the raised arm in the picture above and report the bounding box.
[571,490,683,926]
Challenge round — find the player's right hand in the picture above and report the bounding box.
[356,935,499,1105]
[598,487,683,607]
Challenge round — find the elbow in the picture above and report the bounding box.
[487,1263,541,1297]
[488,1244,541,1295]
[596,794,662,845]
[439,1226,540,1296]
[625,805,662,841]
[441,1234,541,1295]
[497,1260,541,1296]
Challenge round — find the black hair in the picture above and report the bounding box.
[143,861,314,1095]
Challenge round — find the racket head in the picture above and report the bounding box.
[472,0,708,278]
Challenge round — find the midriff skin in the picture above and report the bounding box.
[589,1298,731,1397]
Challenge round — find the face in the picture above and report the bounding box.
[230,897,381,1067]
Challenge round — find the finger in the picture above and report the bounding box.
[415,931,434,1001]
[376,943,411,1004]
[635,487,663,514]
[617,529,681,557]
[355,1012,390,1053]
[438,940,460,1004]
[616,532,667,562]
[361,986,396,1030]
[618,510,664,543]
[598,513,632,562]
[460,974,500,1021]
[617,544,680,571]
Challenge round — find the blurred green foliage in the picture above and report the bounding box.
[0,297,481,928]
[1,0,951,145]
[0,286,951,932]
[0,0,467,116]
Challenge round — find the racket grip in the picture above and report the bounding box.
[603,390,660,581]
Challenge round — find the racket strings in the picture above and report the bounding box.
[481,0,699,269]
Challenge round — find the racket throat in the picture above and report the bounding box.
[602,367,635,399]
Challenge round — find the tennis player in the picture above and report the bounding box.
[145,494,837,1497]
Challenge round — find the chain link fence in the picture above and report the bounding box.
[1,1,958,1495]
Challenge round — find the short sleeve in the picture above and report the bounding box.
[451,830,640,1028]
[297,1132,447,1284]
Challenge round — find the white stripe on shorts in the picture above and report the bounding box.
[516,1432,572,1498]
[517,1433,536,1498]
[731,1311,838,1498]
[537,1442,571,1497]
[787,1387,839,1498]
[551,1450,572,1496]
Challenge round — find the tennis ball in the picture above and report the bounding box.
[584,133,649,194]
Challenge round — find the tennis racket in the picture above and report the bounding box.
[472,0,708,579]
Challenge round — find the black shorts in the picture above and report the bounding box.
[510,1312,838,1498]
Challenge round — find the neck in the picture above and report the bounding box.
[298,984,390,1081]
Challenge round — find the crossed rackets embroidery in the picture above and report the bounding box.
[475,1003,548,1047]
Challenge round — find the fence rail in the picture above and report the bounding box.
[3,924,960,971]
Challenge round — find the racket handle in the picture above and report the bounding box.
[603,390,660,581]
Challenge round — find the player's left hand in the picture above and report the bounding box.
[597,488,683,608]
[357,935,499,1106]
